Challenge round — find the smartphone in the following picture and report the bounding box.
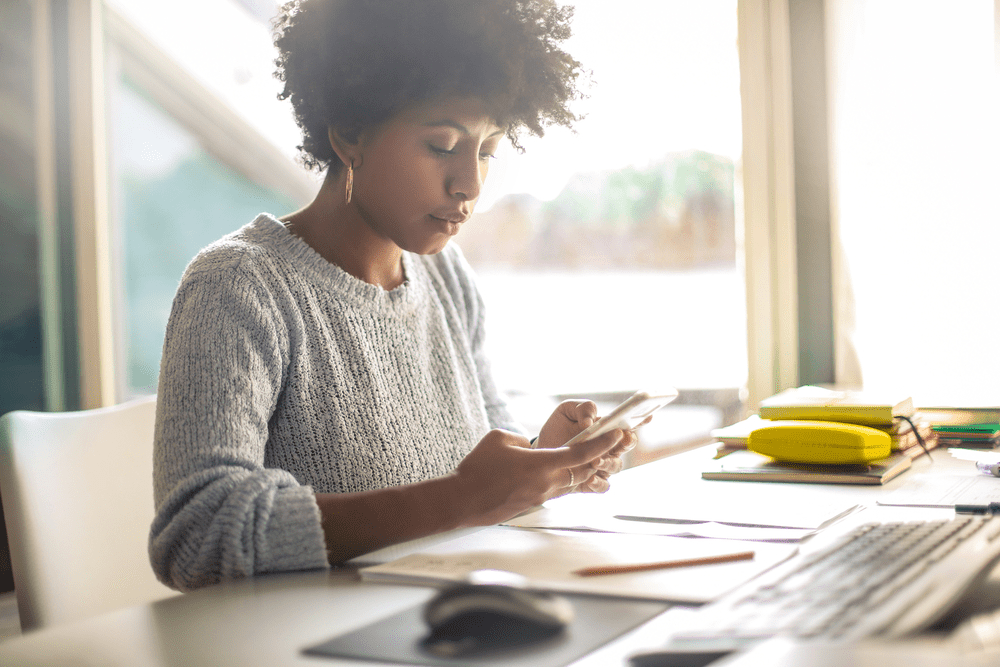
[561,389,679,448]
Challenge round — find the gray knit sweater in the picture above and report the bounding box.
[149,214,520,591]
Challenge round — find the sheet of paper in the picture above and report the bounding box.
[604,517,813,543]
[361,526,796,604]
[504,487,860,532]
[505,498,813,542]
[877,474,1000,508]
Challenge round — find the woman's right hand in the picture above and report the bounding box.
[451,428,624,527]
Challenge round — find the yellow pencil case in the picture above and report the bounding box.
[747,420,892,464]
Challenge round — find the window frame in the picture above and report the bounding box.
[737,0,800,409]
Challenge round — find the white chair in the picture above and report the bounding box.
[0,395,178,631]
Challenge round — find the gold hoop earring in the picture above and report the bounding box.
[345,160,354,204]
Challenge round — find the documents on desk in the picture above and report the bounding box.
[505,495,815,542]
[878,473,1000,509]
[360,527,796,604]
[584,514,811,543]
[505,468,863,531]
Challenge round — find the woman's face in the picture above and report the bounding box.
[350,97,504,255]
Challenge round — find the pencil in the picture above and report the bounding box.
[572,550,755,577]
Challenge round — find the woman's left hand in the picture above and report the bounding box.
[533,399,643,494]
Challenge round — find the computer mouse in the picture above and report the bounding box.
[421,569,574,657]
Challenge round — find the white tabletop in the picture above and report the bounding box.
[0,445,991,666]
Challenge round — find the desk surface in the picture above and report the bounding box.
[0,446,993,666]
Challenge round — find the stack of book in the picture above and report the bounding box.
[713,389,936,458]
[704,386,937,485]
[931,423,1000,449]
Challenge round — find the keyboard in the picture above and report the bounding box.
[661,513,1000,653]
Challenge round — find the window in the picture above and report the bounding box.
[100,0,748,451]
[461,0,747,452]
[106,75,299,394]
[102,0,314,397]
[827,0,1000,406]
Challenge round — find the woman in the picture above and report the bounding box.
[150,0,635,591]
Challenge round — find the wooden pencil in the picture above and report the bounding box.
[572,550,755,577]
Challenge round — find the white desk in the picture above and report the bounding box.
[0,445,994,666]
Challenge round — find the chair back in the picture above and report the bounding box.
[0,396,177,631]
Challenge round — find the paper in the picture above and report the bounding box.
[506,501,811,542]
[504,482,860,531]
[361,527,796,604]
[605,517,813,543]
[877,474,1000,508]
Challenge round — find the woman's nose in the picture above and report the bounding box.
[448,156,484,201]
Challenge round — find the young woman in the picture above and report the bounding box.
[149,0,636,591]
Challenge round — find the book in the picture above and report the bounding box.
[702,449,912,485]
[886,419,938,456]
[919,407,1000,426]
[758,386,914,427]
[911,397,1000,427]
[931,423,1000,449]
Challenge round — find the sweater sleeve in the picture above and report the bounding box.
[442,245,525,435]
[149,257,329,591]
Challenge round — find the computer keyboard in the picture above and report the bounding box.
[662,514,1000,653]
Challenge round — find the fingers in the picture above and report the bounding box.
[615,428,640,453]
[591,454,625,475]
[583,472,611,494]
[568,468,610,494]
[598,431,639,464]
[538,428,623,467]
[559,399,598,427]
[575,427,643,494]
[541,426,640,477]
[530,422,643,499]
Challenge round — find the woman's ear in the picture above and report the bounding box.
[327,127,360,170]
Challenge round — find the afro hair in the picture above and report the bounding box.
[272,0,588,172]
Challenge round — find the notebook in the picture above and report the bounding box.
[702,450,912,485]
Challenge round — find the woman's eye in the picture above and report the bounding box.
[428,144,456,156]
[427,142,496,161]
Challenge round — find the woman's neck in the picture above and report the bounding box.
[280,175,405,290]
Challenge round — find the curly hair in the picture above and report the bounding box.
[272,0,587,172]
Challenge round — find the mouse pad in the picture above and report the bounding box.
[303,595,669,666]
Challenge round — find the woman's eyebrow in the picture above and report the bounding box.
[423,119,504,138]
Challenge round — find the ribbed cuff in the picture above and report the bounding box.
[259,486,330,574]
